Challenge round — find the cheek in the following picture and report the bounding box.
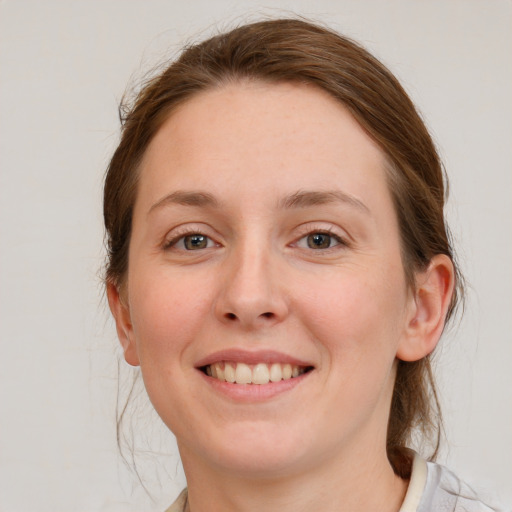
[294,261,408,362]
[128,270,215,364]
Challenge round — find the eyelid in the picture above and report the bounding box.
[293,222,349,241]
[290,223,351,252]
[162,223,220,249]
[161,222,350,251]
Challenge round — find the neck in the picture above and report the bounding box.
[179,442,408,512]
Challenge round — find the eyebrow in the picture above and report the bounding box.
[148,188,370,215]
[278,190,370,214]
[149,190,220,214]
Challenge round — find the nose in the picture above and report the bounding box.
[214,240,289,330]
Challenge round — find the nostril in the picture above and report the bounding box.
[223,311,274,321]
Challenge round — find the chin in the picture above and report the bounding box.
[182,423,312,478]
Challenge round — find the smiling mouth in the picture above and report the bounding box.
[201,362,313,385]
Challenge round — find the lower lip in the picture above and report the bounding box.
[198,370,311,402]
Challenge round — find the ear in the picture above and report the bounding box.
[106,282,140,366]
[397,254,455,362]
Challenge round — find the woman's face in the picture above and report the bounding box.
[115,82,417,477]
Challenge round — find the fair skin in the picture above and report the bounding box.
[108,81,454,512]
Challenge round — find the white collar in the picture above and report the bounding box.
[399,452,428,512]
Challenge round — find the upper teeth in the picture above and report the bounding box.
[205,362,305,385]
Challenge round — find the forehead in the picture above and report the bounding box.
[137,81,389,211]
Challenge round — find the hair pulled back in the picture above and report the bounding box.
[104,18,463,477]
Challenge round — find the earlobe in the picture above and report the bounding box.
[106,282,140,367]
[397,254,455,362]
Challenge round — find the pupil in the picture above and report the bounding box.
[308,233,330,249]
[185,234,207,250]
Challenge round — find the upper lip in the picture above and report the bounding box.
[195,349,313,368]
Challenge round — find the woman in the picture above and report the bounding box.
[104,18,501,512]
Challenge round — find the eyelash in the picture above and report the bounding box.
[163,229,217,251]
[163,226,349,252]
[293,229,347,251]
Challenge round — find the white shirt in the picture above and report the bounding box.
[166,454,507,512]
[400,453,506,512]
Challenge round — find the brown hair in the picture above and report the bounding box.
[104,18,463,477]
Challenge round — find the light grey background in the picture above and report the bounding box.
[1,1,511,510]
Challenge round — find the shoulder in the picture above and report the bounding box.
[164,488,188,512]
[407,454,508,512]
